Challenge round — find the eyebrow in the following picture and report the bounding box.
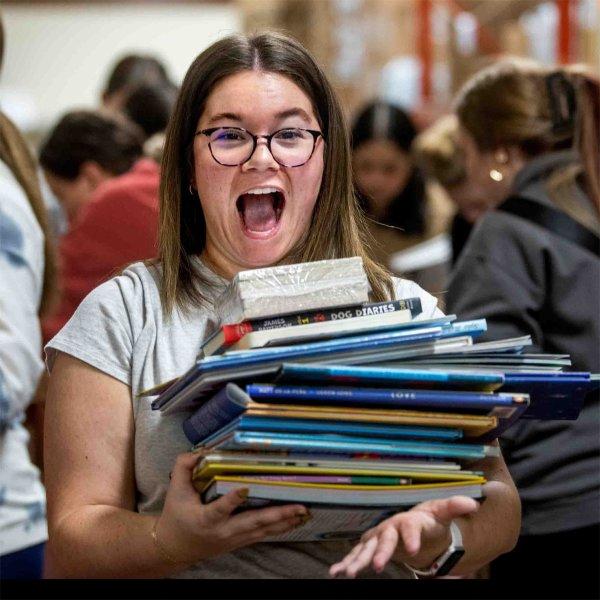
[206,108,314,126]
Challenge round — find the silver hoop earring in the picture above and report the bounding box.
[489,169,504,182]
[188,184,195,196]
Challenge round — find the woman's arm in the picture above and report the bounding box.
[329,443,520,578]
[44,353,309,578]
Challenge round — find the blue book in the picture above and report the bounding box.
[500,373,594,420]
[244,383,529,444]
[246,383,519,409]
[197,318,484,372]
[209,430,501,460]
[181,383,466,445]
[185,414,463,447]
[151,318,485,412]
[275,362,505,390]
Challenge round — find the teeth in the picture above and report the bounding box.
[244,187,279,195]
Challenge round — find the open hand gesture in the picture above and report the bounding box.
[329,495,479,578]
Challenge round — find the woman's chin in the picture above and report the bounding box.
[234,239,291,270]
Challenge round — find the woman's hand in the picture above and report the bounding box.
[329,495,479,578]
[154,452,309,565]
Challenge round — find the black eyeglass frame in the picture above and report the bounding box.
[195,126,324,168]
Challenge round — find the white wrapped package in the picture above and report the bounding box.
[217,257,370,324]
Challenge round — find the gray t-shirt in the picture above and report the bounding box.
[46,260,442,578]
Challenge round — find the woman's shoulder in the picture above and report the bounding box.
[391,276,444,318]
[79,260,163,317]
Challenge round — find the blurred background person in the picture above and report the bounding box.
[101,53,172,115]
[413,114,500,266]
[38,110,159,344]
[39,111,144,225]
[100,53,176,164]
[121,80,178,141]
[0,19,57,578]
[351,101,453,298]
[447,59,599,592]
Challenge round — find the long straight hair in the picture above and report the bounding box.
[0,112,58,316]
[159,32,394,315]
[351,101,426,235]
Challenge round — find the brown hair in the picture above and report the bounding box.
[159,32,393,315]
[0,112,58,316]
[39,110,144,180]
[412,115,466,188]
[454,59,600,211]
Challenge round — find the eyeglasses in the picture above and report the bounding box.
[195,127,323,168]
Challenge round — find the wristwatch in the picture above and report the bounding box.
[405,521,465,578]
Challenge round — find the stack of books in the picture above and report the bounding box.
[143,259,597,542]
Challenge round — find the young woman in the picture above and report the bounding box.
[44,32,520,579]
[351,102,453,272]
[447,60,599,590]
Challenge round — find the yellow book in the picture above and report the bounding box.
[192,461,486,493]
[244,403,497,437]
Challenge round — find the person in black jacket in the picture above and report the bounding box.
[447,59,599,593]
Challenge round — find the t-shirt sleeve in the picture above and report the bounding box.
[44,270,143,386]
[392,277,444,319]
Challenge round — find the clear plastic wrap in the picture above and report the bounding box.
[217,257,370,324]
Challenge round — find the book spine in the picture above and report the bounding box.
[182,386,247,445]
[232,298,422,334]
[245,384,514,409]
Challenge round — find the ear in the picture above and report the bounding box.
[79,160,112,191]
[493,148,509,165]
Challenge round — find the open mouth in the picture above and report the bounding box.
[236,188,285,236]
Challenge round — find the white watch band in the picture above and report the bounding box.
[405,521,464,578]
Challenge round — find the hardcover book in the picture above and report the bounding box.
[200,298,423,356]
[216,257,370,324]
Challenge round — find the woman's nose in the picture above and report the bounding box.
[242,140,280,172]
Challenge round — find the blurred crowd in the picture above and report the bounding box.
[0,13,598,588]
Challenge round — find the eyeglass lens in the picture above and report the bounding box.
[208,128,316,167]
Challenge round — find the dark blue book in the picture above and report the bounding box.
[500,373,594,420]
[245,383,519,410]
[243,383,530,444]
[182,383,468,446]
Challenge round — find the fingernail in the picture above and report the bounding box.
[236,488,249,500]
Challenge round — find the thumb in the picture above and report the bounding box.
[426,495,480,526]
[169,452,201,488]
[202,487,249,523]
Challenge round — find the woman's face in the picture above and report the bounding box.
[192,70,325,279]
[353,139,412,217]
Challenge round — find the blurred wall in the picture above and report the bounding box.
[0,2,241,135]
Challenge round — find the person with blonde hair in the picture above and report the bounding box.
[413,114,499,264]
[447,59,599,591]
[43,32,520,579]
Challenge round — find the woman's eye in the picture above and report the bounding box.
[216,129,245,142]
[276,129,302,141]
